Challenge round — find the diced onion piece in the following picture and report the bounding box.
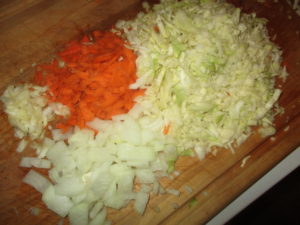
[69,203,89,225]
[42,185,73,217]
[20,157,51,169]
[134,192,149,215]
[54,177,85,197]
[103,183,128,210]
[16,139,28,153]
[23,170,51,193]
[51,129,73,141]
[89,208,107,225]
[166,189,180,196]
[89,201,104,219]
[136,169,156,184]
[48,102,70,117]
[32,137,55,159]
[259,126,276,137]
[194,146,207,160]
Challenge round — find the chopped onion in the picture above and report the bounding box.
[259,126,276,137]
[20,157,51,169]
[51,129,73,141]
[69,203,89,225]
[166,189,180,196]
[34,113,176,222]
[89,208,106,225]
[89,201,104,219]
[136,169,156,184]
[48,102,70,117]
[22,170,51,193]
[16,139,28,153]
[54,177,85,197]
[32,137,55,159]
[134,192,149,215]
[42,185,73,217]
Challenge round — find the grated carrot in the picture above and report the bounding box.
[163,124,171,135]
[34,31,144,131]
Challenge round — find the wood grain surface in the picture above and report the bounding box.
[0,0,299,225]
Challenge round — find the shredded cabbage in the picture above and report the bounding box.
[116,0,288,156]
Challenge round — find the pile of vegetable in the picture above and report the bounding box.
[116,0,287,157]
[34,31,144,131]
[0,0,288,225]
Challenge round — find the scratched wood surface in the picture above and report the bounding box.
[0,1,299,225]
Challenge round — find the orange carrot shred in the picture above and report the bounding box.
[34,31,143,130]
[163,124,171,135]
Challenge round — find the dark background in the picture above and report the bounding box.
[226,166,300,225]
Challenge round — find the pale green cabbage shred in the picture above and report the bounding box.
[115,0,287,156]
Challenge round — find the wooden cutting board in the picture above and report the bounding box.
[0,0,299,225]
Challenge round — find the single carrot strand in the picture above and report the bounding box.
[34,31,143,131]
[163,124,171,135]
